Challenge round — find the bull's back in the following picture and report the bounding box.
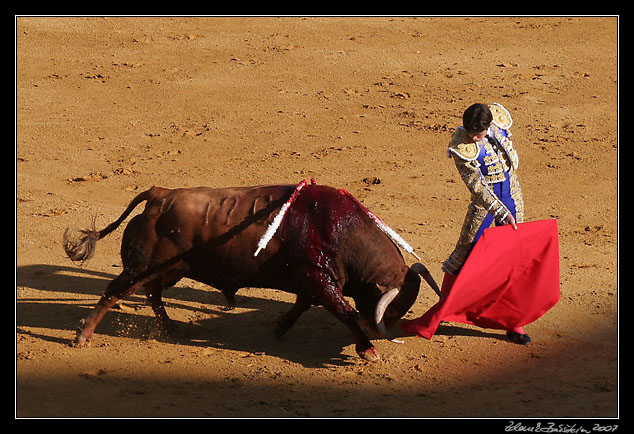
[134,185,295,288]
[144,184,290,230]
[128,183,405,291]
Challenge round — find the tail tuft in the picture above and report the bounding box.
[61,187,158,266]
[63,217,100,265]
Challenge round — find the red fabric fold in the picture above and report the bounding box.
[402,219,561,339]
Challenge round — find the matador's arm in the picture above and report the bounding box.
[452,154,512,224]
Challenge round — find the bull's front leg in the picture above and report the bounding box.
[274,294,311,338]
[303,269,379,362]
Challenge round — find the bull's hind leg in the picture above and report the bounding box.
[144,279,176,337]
[75,271,144,346]
[220,288,238,311]
[143,269,186,338]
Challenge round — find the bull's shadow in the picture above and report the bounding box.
[16,263,357,367]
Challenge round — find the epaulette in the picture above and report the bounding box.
[447,128,480,161]
[489,102,513,129]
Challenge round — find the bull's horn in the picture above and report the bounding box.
[375,287,399,325]
[375,287,404,344]
[411,262,443,299]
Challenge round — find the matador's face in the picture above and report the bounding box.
[466,126,489,143]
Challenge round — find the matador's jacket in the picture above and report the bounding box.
[442,103,524,275]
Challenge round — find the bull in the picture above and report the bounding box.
[63,182,439,361]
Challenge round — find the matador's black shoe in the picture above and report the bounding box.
[506,331,532,345]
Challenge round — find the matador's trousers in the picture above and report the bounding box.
[442,170,524,275]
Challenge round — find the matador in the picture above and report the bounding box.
[440,102,530,344]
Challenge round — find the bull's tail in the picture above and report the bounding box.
[63,187,160,264]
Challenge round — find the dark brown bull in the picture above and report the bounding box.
[63,183,439,361]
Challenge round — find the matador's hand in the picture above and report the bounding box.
[504,213,518,230]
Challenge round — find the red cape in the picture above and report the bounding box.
[402,219,561,339]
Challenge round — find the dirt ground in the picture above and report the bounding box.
[16,16,618,420]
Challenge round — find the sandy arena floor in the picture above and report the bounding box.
[16,16,618,419]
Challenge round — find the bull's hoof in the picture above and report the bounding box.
[151,320,178,340]
[73,319,92,347]
[273,325,286,339]
[357,346,380,362]
[73,332,91,347]
[273,317,291,339]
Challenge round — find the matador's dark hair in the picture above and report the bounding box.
[463,103,492,133]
